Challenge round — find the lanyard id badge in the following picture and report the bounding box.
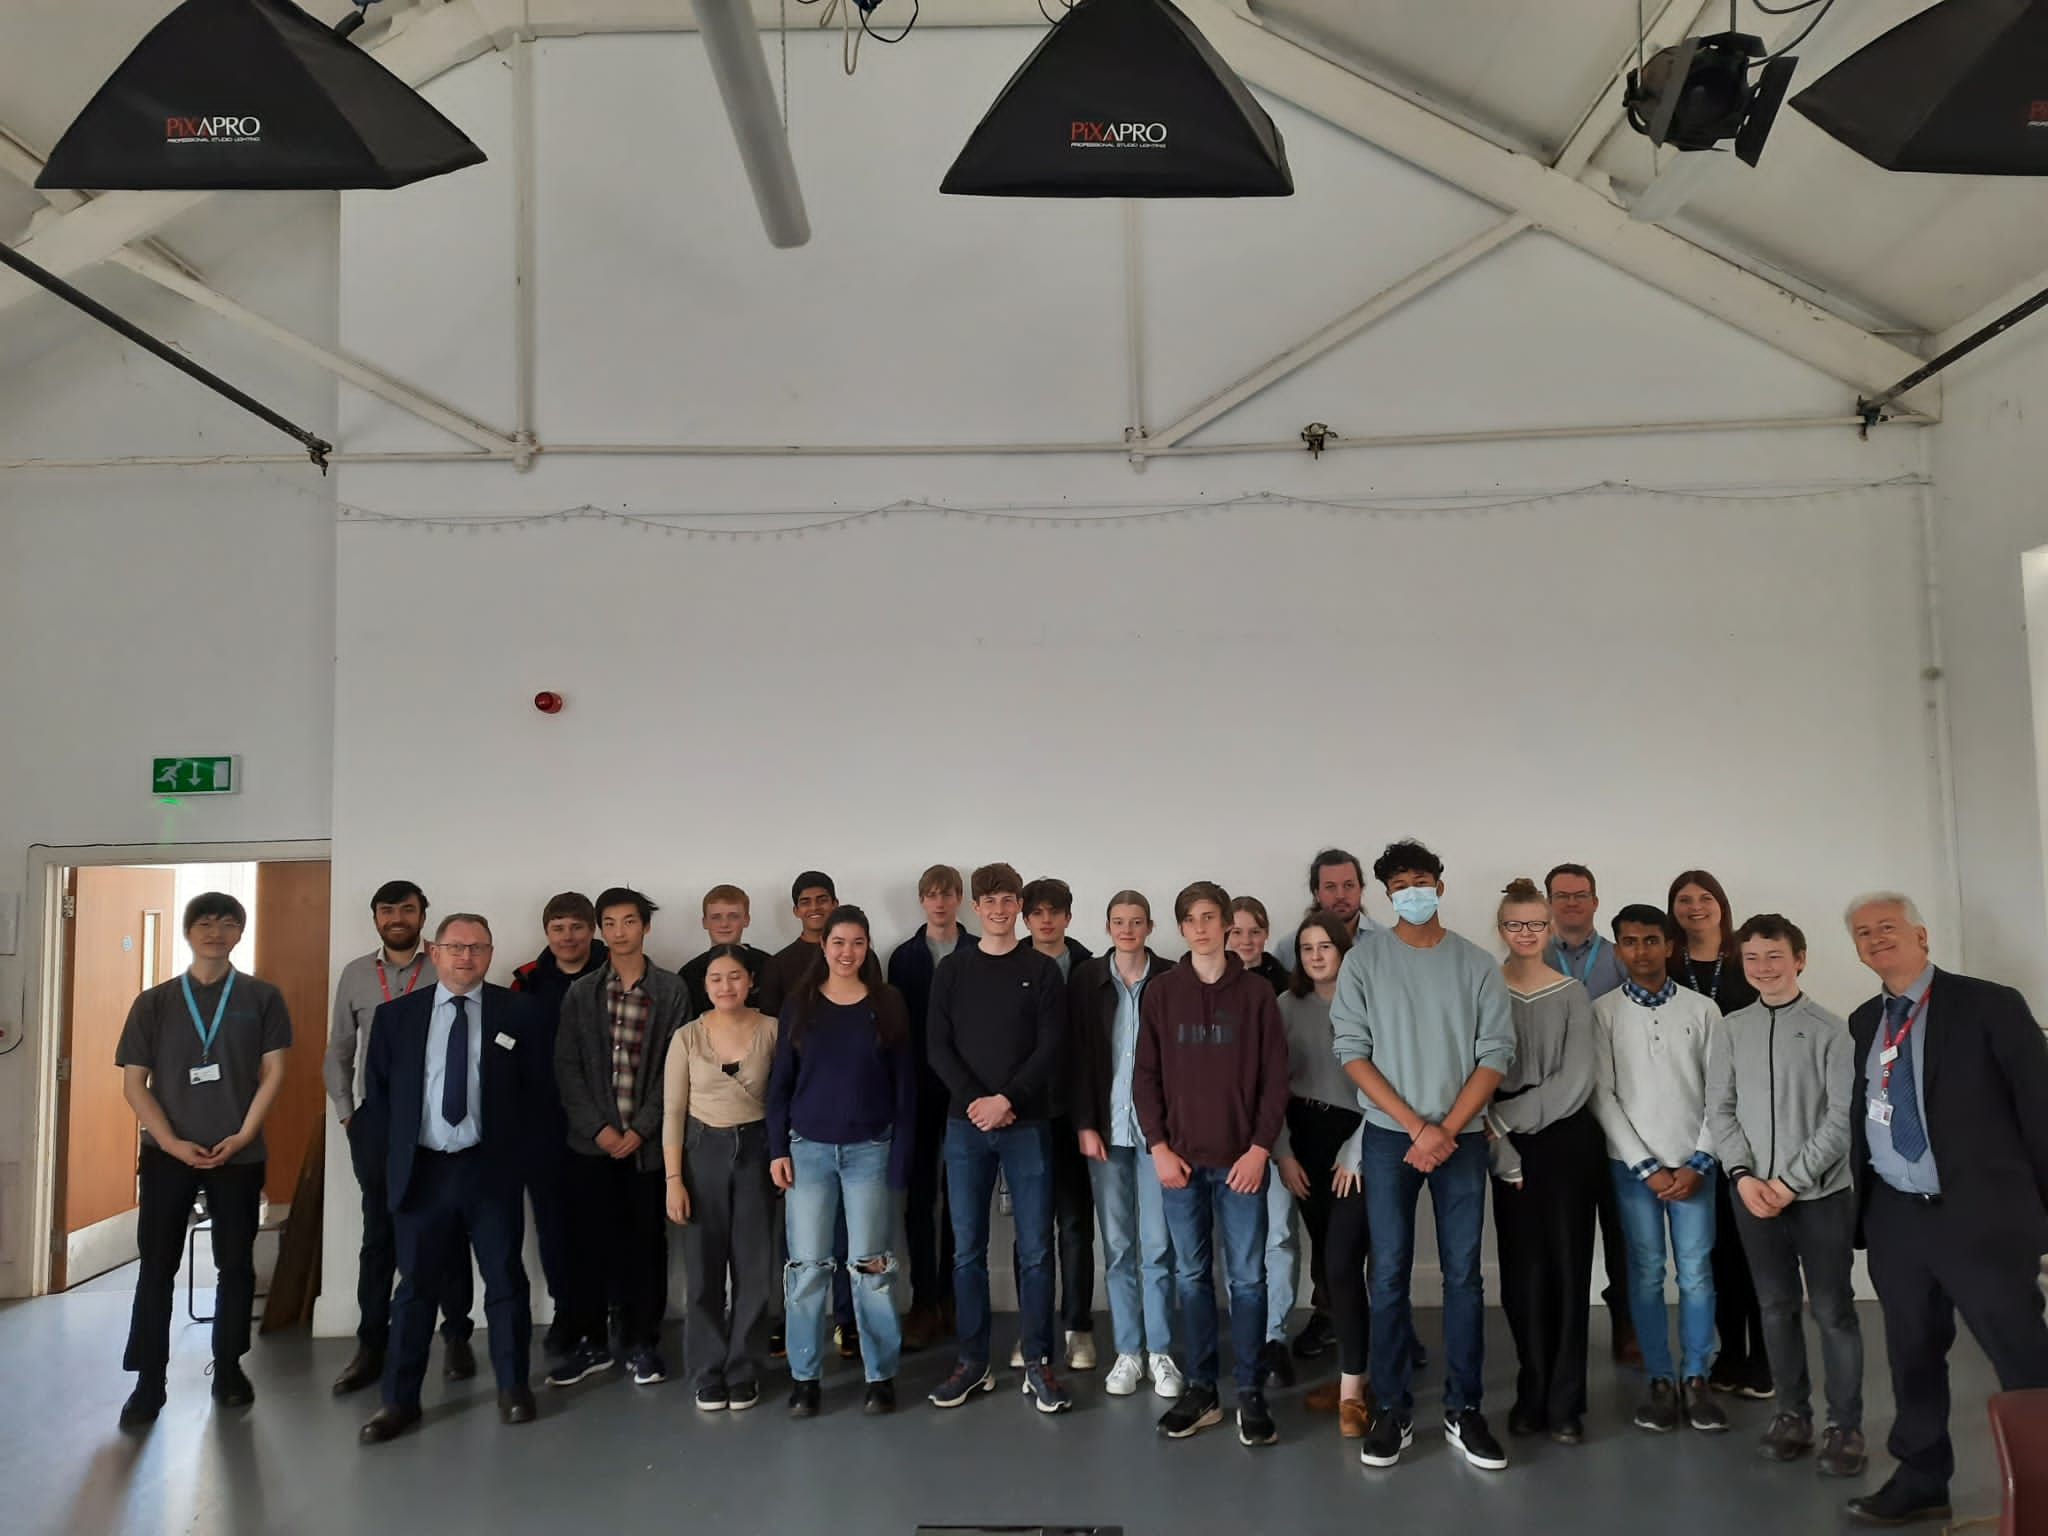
[181,969,235,1083]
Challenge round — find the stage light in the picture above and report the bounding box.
[1622,31,1796,169]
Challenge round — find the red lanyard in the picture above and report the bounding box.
[1877,991,1928,1097]
[376,954,425,1003]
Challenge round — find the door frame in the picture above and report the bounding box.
[24,839,330,1297]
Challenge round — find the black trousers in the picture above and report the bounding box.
[679,1118,775,1391]
[525,1141,571,1311]
[349,1114,471,1349]
[905,1077,954,1308]
[1866,1182,2048,1497]
[383,1148,530,1409]
[1492,1108,1602,1425]
[125,1146,265,1380]
[561,1153,668,1353]
[1712,1170,1768,1378]
[1012,1115,1096,1333]
[1287,1097,1363,1316]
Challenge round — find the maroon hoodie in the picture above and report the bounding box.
[1134,952,1289,1170]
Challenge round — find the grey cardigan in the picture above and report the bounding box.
[1707,992,1854,1200]
[554,960,690,1171]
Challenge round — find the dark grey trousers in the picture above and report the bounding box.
[681,1117,776,1391]
[1731,1187,1863,1428]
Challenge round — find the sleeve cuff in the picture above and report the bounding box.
[1686,1151,1718,1176]
[1631,1157,1660,1181]
[1726,1165,1752,1183]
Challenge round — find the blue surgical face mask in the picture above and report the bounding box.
[1390,885,1440,925]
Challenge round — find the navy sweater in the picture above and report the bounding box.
[766,991,918,1190]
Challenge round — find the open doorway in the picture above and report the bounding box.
[47,857,331,1295]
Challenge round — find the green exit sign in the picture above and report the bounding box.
[152,756,237,796]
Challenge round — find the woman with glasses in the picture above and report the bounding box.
[765,906,917,1416]
[1490,878,1602,1445]
[664,945,778,1412]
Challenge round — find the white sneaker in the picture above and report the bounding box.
[1067,1331,1097,1371]
[1150,1352,1185,1400]
[1010,1339,1026,1369]
[1105,1353,1144,1396]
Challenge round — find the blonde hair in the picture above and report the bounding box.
[1497,876,1548,927]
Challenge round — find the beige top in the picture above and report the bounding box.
[662,1010,777,1144]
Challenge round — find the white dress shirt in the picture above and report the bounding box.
[421,982,484,1151]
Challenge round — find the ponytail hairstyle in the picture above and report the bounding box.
[792,905,907,1048]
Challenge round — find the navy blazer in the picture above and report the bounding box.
[1848,967,2048,1251]
[361,983,551,1213]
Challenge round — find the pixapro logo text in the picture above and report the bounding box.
[165,116,262,144]
[1070,121,1168,149]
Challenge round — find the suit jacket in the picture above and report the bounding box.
[360,983,551,1214]
[1849,967,2048,1251]
[554,960,689,1171]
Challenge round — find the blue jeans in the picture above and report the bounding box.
[944,1118,1054,1366]
[1611,1160,1717,1382]
[1264,1171,1299,1342]
[1361,1124,1488,1416]
[784,1134,899,1383]
[1160,1164,1267,1394]
[1088,1145,1174,1357]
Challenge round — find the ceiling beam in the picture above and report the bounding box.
[1180,0,1937,417]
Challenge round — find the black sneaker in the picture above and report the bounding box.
[1020,1362,1073,1415]
[1634,1378,1680,1433]
[1254,1340,1296,1390]
[1237,1390,1278,1447]
[544,1341,615,1388]
[727,1380,760,1411]
[863,1379,897,1415]
[1290,1310,1337,1360]
[210,1361,255,1408]
[1158,1381,1224,1439]
[1359,1407,1414,1468]
[118,1379,166,1430]
[1708,1358,1747,1395]
[1739,1359,1777,1401]
[787,1379,821,1418]
[543,1317,575,1357]
[1446,1408,1508,1470]
[1684,1376,1730,1432]
[695,1383,729,1411]
[627,1349,669,1386]
[928,1361,995,1409]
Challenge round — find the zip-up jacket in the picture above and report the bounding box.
[1707,991,1854,1200]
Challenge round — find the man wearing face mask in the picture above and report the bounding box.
[1331,840,1517,1474]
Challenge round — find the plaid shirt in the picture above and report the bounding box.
[606,969,653,1124]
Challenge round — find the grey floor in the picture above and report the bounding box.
[0,1284,2010,1536]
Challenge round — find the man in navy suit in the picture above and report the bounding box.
[1841,893,2048,1526]
[359,912,552,1443]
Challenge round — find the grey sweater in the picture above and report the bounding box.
[1493,977,1597,1136]
[1592,984,1724,1172]
[1272,989,1364,1169]
[1706,992,1854,1200]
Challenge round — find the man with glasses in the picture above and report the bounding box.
[1543,863,1637,1368]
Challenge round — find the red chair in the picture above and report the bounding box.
[1989,1389,2048,1536]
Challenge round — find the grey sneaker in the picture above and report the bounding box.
[1633,1378,1680,1434]
[1683,1376,1729,1432]
[1817,1425,1868,1479]
[1759,1411,1814,1461]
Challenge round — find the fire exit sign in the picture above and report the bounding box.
[152,756,237,796]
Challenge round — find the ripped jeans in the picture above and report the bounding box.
[785,1133,900,1383]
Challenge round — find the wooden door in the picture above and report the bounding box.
[55,865,176,1288]
[254,861,331,1205]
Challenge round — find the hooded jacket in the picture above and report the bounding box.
[1133,952,1289,1169]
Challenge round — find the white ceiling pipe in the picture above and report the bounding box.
[691,0,810,248]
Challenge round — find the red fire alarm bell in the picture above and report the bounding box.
[534,691,564,714]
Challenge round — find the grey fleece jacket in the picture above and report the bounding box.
[1706,992,1854,1200]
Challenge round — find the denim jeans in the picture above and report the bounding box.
[1159,1163,1267,1395]
[784,1134,899,1384]
[944,1118,1054,1366]
[1360,1124,1489,1416]
[1263,1171,1299,1342]
[1087,1144,1174,1357]
[1610,1160,1717,1382]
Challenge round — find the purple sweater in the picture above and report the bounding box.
[766,992,917,1189]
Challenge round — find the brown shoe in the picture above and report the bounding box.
[1339,1398,1371,1439]
[1304,1381,1341,1412]
[901,1301,941,1354]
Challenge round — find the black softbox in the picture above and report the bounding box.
[1790,0,2048,174]
[37,0,485,191]
[941,0,1291,198]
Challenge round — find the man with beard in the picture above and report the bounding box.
[1272,849,1381,972]
[325,880,474,1395]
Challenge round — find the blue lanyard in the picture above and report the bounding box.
[181,969,235,1061]
[1556,936,1602,983]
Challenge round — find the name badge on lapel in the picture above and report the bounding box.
[495,1032,516,1050]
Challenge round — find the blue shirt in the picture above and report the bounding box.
[1547,933,1624,999]
[1865,963,1939,1195]
[421,983,483,1152]
[1107,959,1150,1149]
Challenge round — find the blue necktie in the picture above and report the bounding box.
[1884,994,1928,1162]
[442,993,469,1127]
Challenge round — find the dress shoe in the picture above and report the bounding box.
[442,1335,477,1381]
[1846,1477,1952,1527]
[332,1347,384,1396]
[788,1379,822,1419]
[1551,1416,1585,1445]
[1304,1381,1341,1412]
[359,1405,422,1445]
[1611,1319,1643,1368]
[118,1379,166,1430]
[1507,1404,1544,1438]
[499,1387,537,1424]
[210,1361,256,1407]
[901,1300,943,1354]
[1338,1398,1371,1440]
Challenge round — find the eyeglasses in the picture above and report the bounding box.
[434,942,492,956]
[1500,919,1551,934]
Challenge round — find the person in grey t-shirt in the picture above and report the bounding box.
[113,891,291,1430]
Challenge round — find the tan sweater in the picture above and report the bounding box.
[662,1011,777,1143]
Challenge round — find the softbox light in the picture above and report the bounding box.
[941,0,1292,198]
[1790,0,2048,175]
[37,0,485,192]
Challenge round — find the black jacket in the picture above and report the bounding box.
[507,943,608,1160]
[1849,967,2048,1250]
[1067,948,1175,1139]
